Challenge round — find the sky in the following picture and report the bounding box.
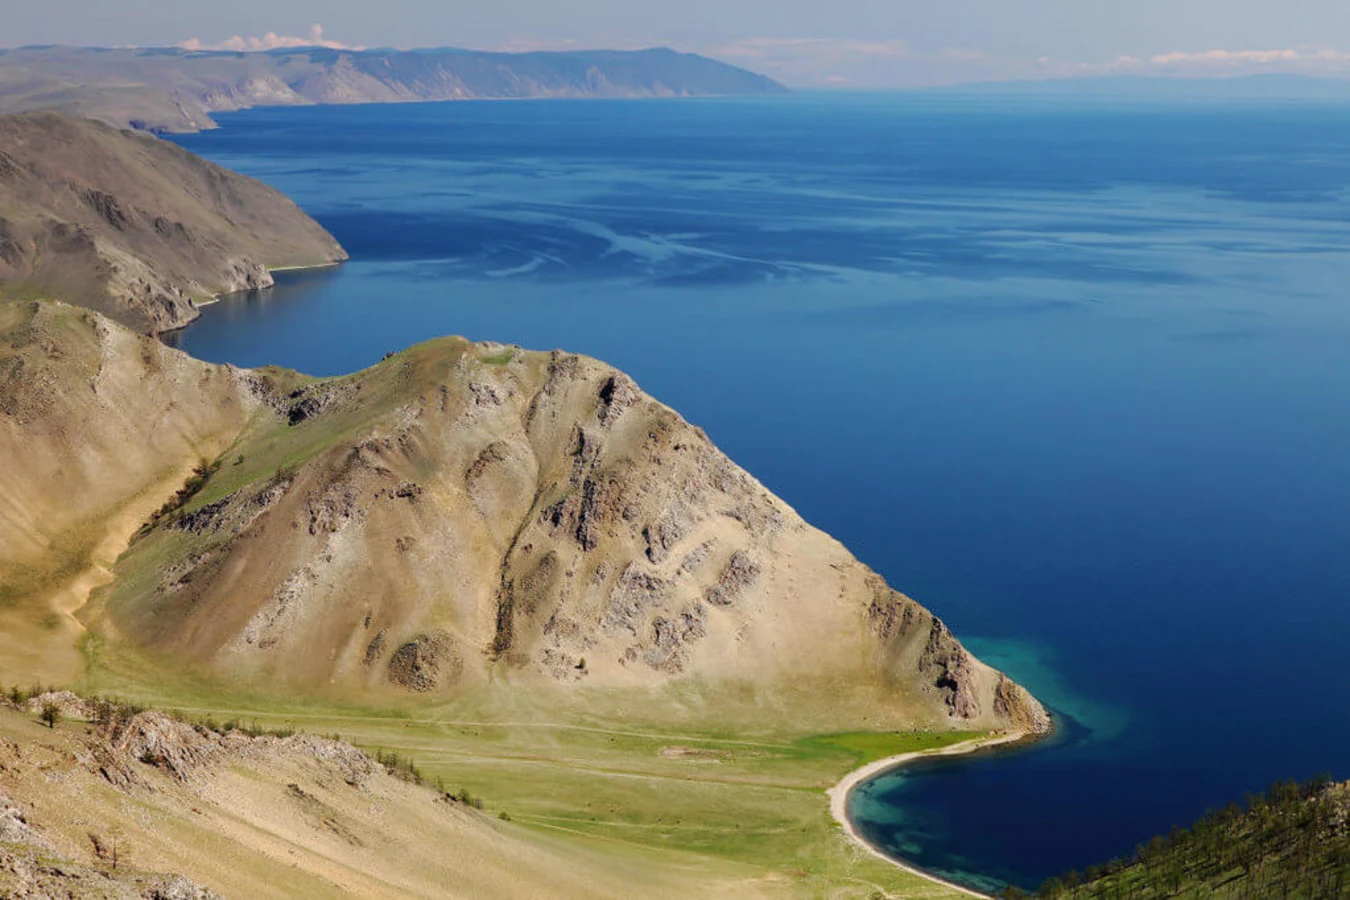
[7,1,1350,88]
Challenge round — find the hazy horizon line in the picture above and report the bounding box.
[7,37,1350,92]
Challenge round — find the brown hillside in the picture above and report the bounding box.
[0,112,346,332]
[0,299,1047,735]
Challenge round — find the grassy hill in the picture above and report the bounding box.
[0,690,803,898]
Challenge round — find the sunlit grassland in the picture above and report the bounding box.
[74,651,980,898]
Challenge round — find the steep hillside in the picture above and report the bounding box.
[1023,778,1350,900]
[0,693,774,899]
[0,300,261,685]
[101,331,1043,733]
[0,112,346,332]
[0,299,1046,737]
[0,46,788,133]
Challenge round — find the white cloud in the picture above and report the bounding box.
[180,24,358,53]
[1148,48,1335,67]
[710,37,907,62]
[1023,46,1350,80]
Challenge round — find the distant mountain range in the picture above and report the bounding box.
[0,45,787,132]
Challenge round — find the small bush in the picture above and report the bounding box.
[138,459,222,533]
[454,788,484,810]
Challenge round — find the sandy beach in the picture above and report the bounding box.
[827,731,1034,899]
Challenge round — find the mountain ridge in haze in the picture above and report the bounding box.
[0,44,787,133]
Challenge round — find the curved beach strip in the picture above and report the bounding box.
[827,731,1033,900]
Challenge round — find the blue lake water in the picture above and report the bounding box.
[170,94,1350,891]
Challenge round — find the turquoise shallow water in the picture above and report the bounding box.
[170,93,1350,890]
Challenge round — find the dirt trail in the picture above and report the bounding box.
[0,459,201,686]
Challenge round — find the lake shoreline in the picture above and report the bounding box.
[827,730,1040,899]
[170,261,348,331]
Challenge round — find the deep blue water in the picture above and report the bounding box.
[170,94,1350,892]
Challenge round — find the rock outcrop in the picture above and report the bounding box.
[0,784,220,899]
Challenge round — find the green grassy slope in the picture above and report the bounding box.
[64,680,985,898]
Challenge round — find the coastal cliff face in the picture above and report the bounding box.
[0,299,1047,734]
[0,46,788,133]
[0,112,346,332]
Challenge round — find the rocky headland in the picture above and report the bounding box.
[0,297,1049,736]
[0,111,345,332]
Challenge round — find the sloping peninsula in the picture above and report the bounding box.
[1,296,1048,736]
[0,112,346,332]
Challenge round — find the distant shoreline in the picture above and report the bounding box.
[827,730,1036,900]
[267,261,346,274]
[194,260,345,307]
[169,260,346,336]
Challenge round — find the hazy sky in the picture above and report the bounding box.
[8,1,1350,87]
